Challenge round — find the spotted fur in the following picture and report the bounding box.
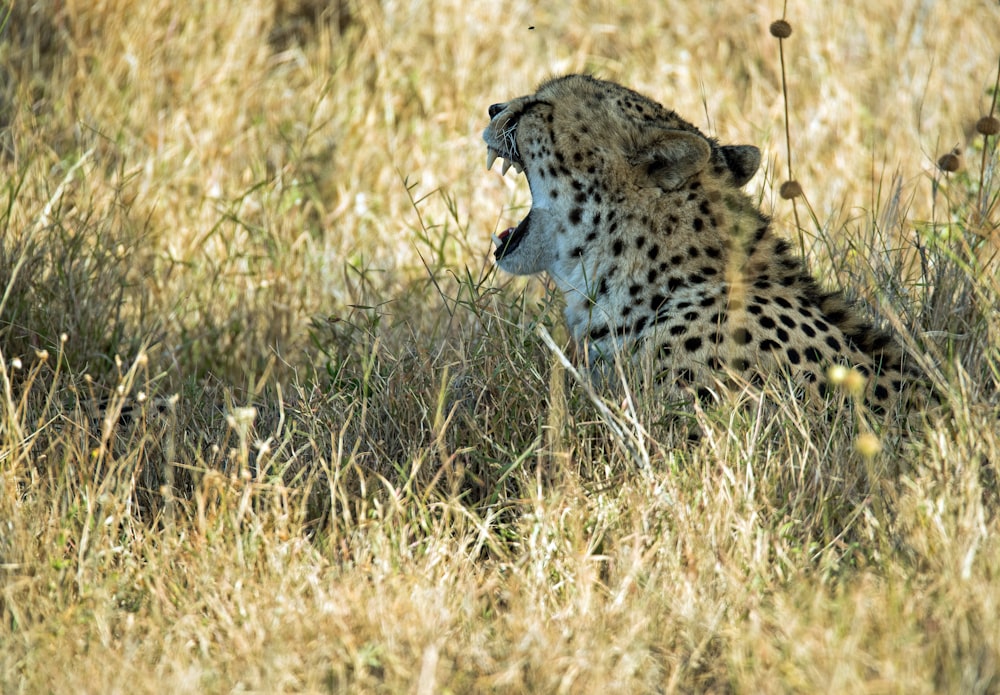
[483,74,921,412]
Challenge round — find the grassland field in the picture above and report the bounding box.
[2,0,1000,692]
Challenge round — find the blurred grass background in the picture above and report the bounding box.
[2,1,1000,692]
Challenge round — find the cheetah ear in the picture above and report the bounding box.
[721,145,761,187]
[630,129,712,190]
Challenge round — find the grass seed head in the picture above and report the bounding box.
[855,432,882,459]
[976,116,1000,136]
[770,20,793,39]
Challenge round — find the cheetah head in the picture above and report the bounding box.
[483,74,760,277]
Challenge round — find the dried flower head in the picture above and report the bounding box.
[937,150,961,173]
[779,180,803,199]
[976,116,1000,136]
[769,20,792,39]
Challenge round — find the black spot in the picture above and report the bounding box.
[747,305,763,316]
[683,311,699,321]
[695,387,714,402]
[669,254,684,266]
[774,296,792,309]
[650,294,667,311]
[684,337,703,352]
[592,211,602,225]
[797,306,813,318]
[569,208,582,225]
[817,381,830,398]
[892,379,903,392]
[775,328,789,342]
[787,348,801,364]
[760,316,776,329]
[801,323,816,338]
[707,356,724,371]
[874,384,889,401]
[814,319,829,332]
[687,246,700,258]
[700,266,718,276]
[754,279,771,290]
[635,235,646,248]
[825,336,841,352]
[667,277,685,292]
[693,218,704,231]
[647,269,659,283]
[659,342,673,357]
[731,358,750,371]
[733,328,752,345]
[669,324,687,336]
[871,334,892,351]
[699,200,711,215]
[612,240,624,256]
[590,325,610,340]
[705,246,721,258]
[804,347,823,363]
[570,246,584,257]
[779,314,796,328]
[647,244,660,260]
[699,295,717,307]
[597,277,609,296]
[628,284,642,296]
[760,339,780,351]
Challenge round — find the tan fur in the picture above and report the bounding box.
[483,75,919,412]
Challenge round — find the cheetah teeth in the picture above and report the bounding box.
[486,147,523,175]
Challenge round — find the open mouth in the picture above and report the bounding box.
[485,138,529,260]
[492,211,531,260]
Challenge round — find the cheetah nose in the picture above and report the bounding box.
[488,103,505,118]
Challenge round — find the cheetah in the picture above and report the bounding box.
[482,74,920,412]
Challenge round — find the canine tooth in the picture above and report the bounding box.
[512,161,523,174]
[492,233,503,247]
[501,158,512,175]
[487,148,498,170]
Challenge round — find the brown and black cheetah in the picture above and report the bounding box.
[483,74,922,413]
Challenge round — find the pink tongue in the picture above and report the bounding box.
[499,226,515,241]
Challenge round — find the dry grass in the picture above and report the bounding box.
[2,0,1000,692]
